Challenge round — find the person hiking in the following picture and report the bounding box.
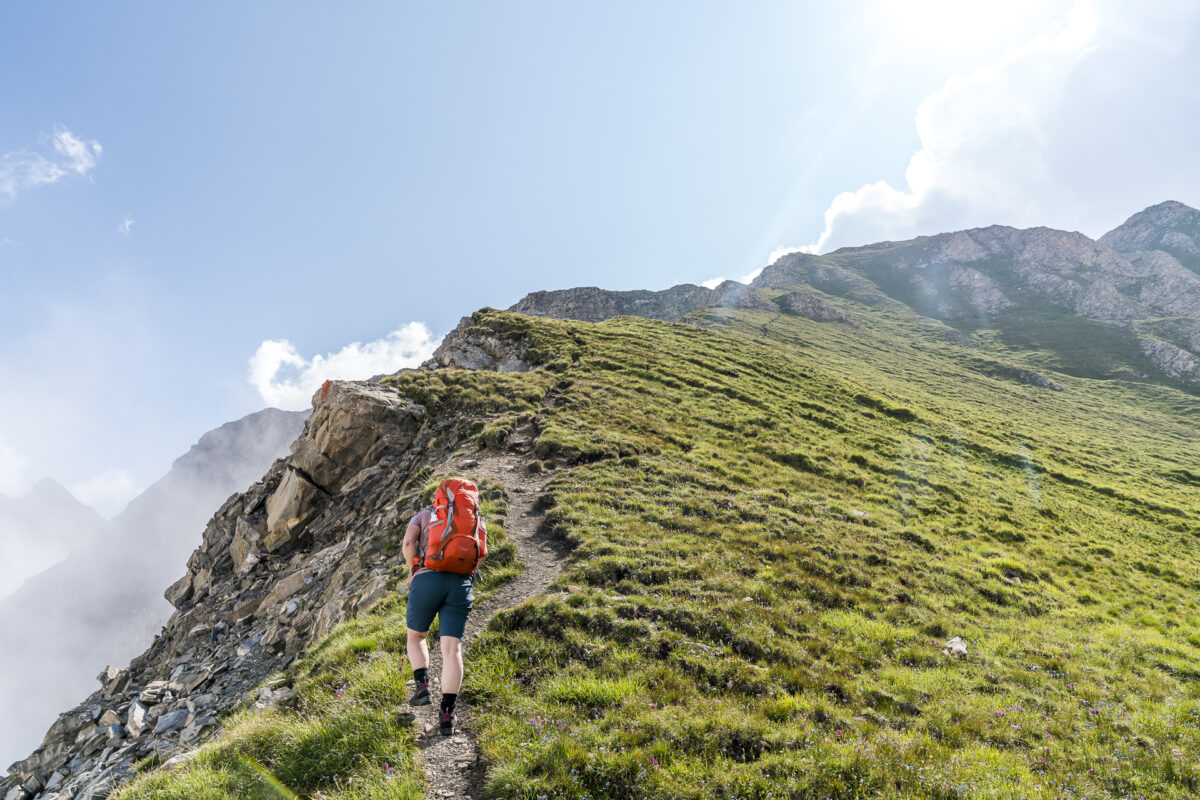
[403,478,487,735]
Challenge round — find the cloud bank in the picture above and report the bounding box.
[0,127,102,201]
[771,0,1200,259]
[69,469,137,518]
[249,323,439,410]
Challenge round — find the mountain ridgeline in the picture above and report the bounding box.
[516,200,1200,393]
[5,201,1200,800]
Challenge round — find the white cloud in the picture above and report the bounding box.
[770,0,1200,257]
[117,217,135,238]
[68,469,138,518]
[53,127,102,174]
[700,267,769,290]
[249,322,439,410]
[0,440,29,496]
[0,126,102,201]
[801,2,1100,254]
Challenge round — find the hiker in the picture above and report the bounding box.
[403,478,488,735]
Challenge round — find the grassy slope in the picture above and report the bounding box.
[120,301,1199,799]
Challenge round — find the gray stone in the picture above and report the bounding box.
[942,636,968,657]
[126,701,149,737]
[153,710,189,734]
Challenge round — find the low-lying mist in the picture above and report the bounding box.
[0,408,307,768]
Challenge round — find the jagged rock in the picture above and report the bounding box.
[773,290,854,324]
[355,572,390,614]
[125,701,149,737]
[96,666,131,698]
[289,380,426,493]
[256,568,314,615]
[152,711,188,735]
[4,785,28,800]
[163,572,193,609]
[231,516,265,572]
[4,378,508,797]
[179,717,217,743]
[1140,338,1200,384]
[509,281,772,325]
[264,468,324,553]
[709,280,775,311]
[428,315,535,371]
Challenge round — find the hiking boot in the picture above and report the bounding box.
[409,683,432,706]
[439,712,455,736]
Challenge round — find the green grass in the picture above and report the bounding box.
[453,307,1200,799]
[116,478,521,800]
[120,298,1200,799]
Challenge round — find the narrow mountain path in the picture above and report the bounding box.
[411,446,567,800]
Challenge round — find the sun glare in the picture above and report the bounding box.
[873,0,1076,60]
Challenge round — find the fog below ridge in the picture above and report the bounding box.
[0,408,308,769]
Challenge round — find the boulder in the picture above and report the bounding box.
[231,516,265,571]
[289,381,425,493]
[125,701,150,737]
[941,636,968,657]
[164,572,194,609]
[774,290,854,324]
[153,710,189,734]
[264,468,324,552]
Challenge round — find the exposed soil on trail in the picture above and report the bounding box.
[410,442,568,800]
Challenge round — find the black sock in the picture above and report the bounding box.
[440,693,458,715]
[413,667,428,686]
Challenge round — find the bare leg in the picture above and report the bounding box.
[407,628,429,671]
[440,636,463,693]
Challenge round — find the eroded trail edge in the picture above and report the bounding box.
[412,451,566,800]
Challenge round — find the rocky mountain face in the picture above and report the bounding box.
[0,480,105,602]
[510,279,774,324]
[768,211,1200,389]
[512,201,1200,393]
[0,409,306,778]
[1100,200,1200,274]
[0,353,520,799]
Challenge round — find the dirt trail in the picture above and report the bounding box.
[410,447,567,800]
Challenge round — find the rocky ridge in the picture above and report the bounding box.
[0,409,307,772]
[0,344,535,800]
[511,202,1200,392]
[509,279,774,324]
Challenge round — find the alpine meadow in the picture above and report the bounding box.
[7,205,1186,800]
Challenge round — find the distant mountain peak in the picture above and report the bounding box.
[27,477,84,505]
[1100,201,1200,274]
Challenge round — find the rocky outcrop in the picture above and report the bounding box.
[0,408,307,774]
[509,281,772,324]
[772,290,854,324]
[0,385,460,799]
[966,359,1063,392]
[756,207,1200,391]
[426,315,534,372]
[1101,200,1200,274]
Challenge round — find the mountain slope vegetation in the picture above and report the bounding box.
[112,293,1199,799]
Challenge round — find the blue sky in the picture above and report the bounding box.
[1,1,1197,514]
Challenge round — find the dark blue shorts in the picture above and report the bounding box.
[406,571,474,639]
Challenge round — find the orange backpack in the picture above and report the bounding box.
[419,478,487,575]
